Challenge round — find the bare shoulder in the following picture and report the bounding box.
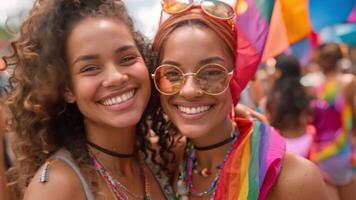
[266,152,330,200]
[23,159,86,200]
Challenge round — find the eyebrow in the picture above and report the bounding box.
[115,45,135,53]
[161,56,225,67]
[72,54,99,65]
[161,60,181,67]
[72,45,136,65]
[198,56,225,66]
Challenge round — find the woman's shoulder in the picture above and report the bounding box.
[267,152,330,200]
[23,150,86,200]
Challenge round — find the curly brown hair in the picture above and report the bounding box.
[4,0,158,197]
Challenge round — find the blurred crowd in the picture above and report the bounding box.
[0,1,355,199]
[240,43,356,200]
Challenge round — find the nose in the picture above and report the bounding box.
[102,63,128,87]
[178,76,203,98]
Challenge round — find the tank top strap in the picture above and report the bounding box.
[39,149,95,200]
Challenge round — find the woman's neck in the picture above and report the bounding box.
[190,119,234,170]
[86,124,138,176]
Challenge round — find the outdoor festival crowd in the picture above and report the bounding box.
[0,0,356,200]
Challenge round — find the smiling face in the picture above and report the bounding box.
[65,18,151,135]
[159,25,234,144]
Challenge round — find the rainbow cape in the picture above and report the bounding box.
[230,0,275,104]
[311,80,353,161]
[214,118,285,200]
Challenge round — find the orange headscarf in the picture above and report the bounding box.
[152,8,243,104]
[153,8,236,62]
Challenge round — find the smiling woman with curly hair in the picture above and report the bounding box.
[3,0,172,199]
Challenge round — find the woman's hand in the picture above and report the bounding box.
[234,103,268,123]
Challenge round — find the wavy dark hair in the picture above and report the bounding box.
[4,0,158,197]
[266,78,311,131]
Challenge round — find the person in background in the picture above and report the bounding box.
[311,43,356,200]
[266,55,314,159]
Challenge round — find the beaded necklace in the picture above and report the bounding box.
[176,129,239,200]
[89,151,151,200]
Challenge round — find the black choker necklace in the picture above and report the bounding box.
[86,140,135,158]
[194,134,236,151]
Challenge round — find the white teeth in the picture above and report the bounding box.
[178,105,211,115]
[102,90,134,106]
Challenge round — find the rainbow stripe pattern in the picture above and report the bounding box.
[311,80,353,161]
[230,0,276,105]
[352,153,356,172]
[214,118,285,200]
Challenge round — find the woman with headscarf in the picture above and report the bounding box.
[150,1,330,199]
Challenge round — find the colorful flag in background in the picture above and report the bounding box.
[347,3,356,22]
[261,0,356,65]
[280,0,312,44]
[261,1,289,62]
[231,0,276,104]
[262,0,313,64]
[309,0,356,31]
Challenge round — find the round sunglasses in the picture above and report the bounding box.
[152,64,233,96]
[162,0,235,20]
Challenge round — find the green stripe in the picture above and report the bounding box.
[255,0,275,22]
[248,120,261,200]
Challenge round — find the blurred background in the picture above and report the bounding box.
[1,0,356,67]
[0,1,355,199]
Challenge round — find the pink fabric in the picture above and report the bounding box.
[230,28,261,105]
[259,128,286,200]
[285,132,314,158]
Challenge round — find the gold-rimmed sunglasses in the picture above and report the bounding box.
[162,0,235,20]
[151,63,233,96]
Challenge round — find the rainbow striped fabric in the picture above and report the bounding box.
[214,118,285,200]
[310,79,355,184]
[230,0,276,104]
[311,80,354,161]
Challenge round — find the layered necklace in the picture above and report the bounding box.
[87,142,151,200]
[176,129,239,200]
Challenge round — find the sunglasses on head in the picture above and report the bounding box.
[152,63,233,96]
[162,0,235,20]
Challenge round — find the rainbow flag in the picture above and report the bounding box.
[261,0,289,62]
[230,0,276,104]
[214,118,285,200]
[262,0,313,63]
[320,80,339,104]
[280,0,312,44]
[311,80,354,161]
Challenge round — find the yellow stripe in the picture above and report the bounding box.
[238,136,251,199]
[311,130,348,161]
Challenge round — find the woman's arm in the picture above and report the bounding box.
[267,152,331,200]
[23,160,86,200]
